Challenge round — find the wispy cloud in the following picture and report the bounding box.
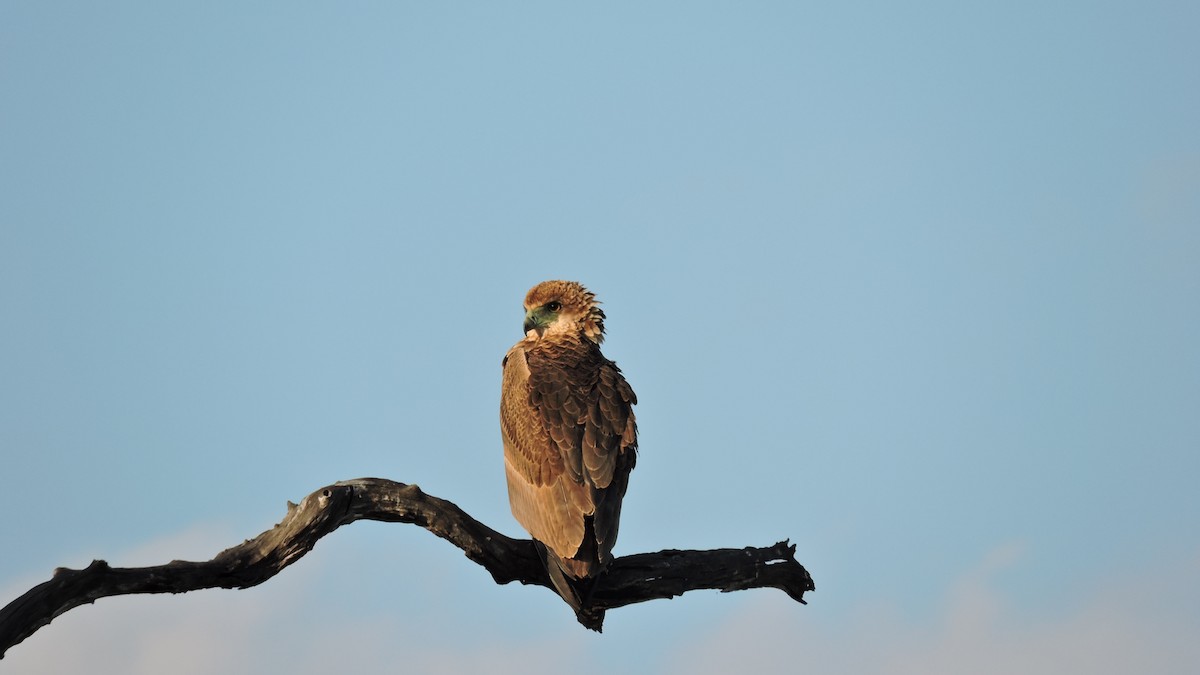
[6,533,1198,674]
[664,543,1200,675]
[2,524,304,675]
[2,524,591,675]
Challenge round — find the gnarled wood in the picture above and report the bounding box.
[0,478,814,658]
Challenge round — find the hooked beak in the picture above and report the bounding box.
[523,311,545,337]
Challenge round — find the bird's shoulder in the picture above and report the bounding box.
[524,338,622,395]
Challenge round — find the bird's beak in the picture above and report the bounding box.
[523,310,546,338]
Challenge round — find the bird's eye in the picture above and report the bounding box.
[546,301,562,312]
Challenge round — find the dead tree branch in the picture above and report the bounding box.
[0,477,814,658]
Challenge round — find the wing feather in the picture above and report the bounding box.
[500,337,637,576]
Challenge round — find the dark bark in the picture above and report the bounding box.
[0,477,814,658]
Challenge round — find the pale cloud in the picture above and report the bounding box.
[1,524,592,675]
[4,583,587,675]
[664,544,1200,675]
[6,531,1199,675]
[1,524,305,675]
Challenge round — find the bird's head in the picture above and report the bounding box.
[522,280,606,344]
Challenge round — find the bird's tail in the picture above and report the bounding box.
[534,541,606,631]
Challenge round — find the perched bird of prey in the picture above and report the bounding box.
[500,280,638,615]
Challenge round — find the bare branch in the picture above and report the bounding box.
[0,478,813,657]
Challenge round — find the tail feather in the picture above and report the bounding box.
[534,542,606,631]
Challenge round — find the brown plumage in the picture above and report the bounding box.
[500,280,638,587]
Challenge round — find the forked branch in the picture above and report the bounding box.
[0,478,814,657]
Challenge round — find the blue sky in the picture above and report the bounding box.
[2,2,1198,672]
